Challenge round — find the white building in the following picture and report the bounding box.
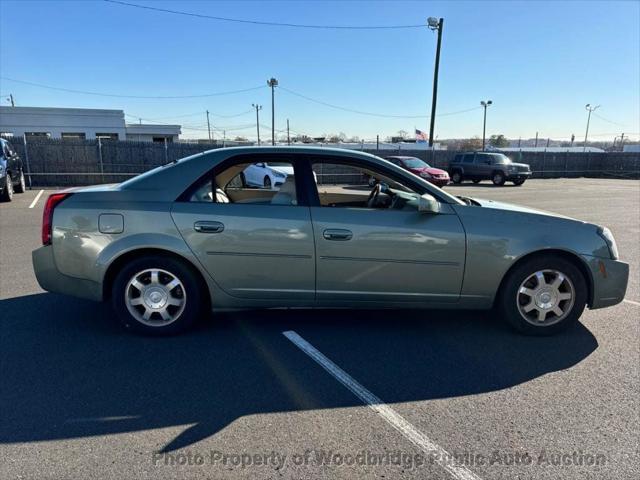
[0,106,181,142]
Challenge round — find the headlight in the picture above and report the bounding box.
[598,226,619,260]
[420,171,432,178]
[273,171,286,178]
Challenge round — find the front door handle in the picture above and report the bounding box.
[323,229,353,241]
[194,221,224,233]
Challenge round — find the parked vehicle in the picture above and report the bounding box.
[0,138,26,202]
[32,147,627,336]
[449,152,531,186]
[241,162,291,188]
[385,156,450,187]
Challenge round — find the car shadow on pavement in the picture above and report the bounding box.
[0,293,598,452]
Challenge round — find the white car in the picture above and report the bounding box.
[241,162,292,188]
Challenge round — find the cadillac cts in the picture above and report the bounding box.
[32,147,628,336]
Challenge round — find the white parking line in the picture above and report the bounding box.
[28,189,44,209]
[623,299,640,307]
[282,330,482,480]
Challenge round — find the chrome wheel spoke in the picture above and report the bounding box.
[158,308,171,321]
[166,278,180,291]
[552,305,564,317]
[550,273,565,289]
[130,297,143,306]
[131,278,145,291]
[167,296,183,307]
[536,308,547,322]
[558,292,572,301]
[523,301,536,313]
[150,270,160,285]
[535,271,546,287]
[519,287,535,297]
[142,308,152,320]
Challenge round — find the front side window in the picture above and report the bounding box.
[400,157,430,169]
[312,160,421,211]
[463,154,474,163]
[189,159,298,206]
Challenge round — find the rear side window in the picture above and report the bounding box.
[476,154,492,164]
[463,154,474,163]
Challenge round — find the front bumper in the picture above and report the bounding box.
[427,178,450,187]
[581,255,629,309]
[506,172,532,180]
[32,245,103,301]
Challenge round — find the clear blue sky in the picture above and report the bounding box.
[1,0,638,141]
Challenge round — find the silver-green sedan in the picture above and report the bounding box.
[32,147,628,336]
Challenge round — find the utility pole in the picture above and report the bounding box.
[206,110,212,142]
[583,103,600,152]
[546,137,550,148]
[480,100,492,151]
[570,134,575,147]
[427,17,443,148]
[8,94,15,107]
[517,137,521,148]
[223,130,226,148]
[267,78,278,146]
[619,132,625,151]
[252,104,262,145]
[534,131,539,148]
[286,119,290,145]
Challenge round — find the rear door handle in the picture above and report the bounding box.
[323,229,353,241]
[194,221,224,233]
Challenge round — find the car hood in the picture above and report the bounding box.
[409,166,448,175]
[509,162,530,169]
[469,197,578,221]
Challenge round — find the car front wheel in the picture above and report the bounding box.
[15,171,26,193]
[1,173,13,201]
[499,256,587,335]
[264,176,272,189]
[513,179,526,186]
[111,256,205,335]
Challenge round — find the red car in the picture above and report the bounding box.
[385,156,450,187]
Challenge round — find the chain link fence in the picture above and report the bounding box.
[7,137,639,187]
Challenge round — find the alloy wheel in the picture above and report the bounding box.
[125,268,186,327]
[516,269,575,326]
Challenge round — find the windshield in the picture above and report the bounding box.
[492,154,512,164]
[401,157,430,169]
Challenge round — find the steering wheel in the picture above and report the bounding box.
[367,183,382,208]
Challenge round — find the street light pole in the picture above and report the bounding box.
[252,104,262,145]
[206,110,212,142]
[427,17,443,149]
[267,78,278,146]
[583,103,600,152]
[480,100,492,151]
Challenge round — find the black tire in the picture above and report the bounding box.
[14,171,26,193]
[513,179,526,186]
[492,171,506,186]
[111,255,206,336]
[498,255,587,336]
[1,173,13,202]
[263,176,272,189]
[472,179,481,184]
[451,171,463,184]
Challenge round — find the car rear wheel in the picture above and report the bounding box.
[492,171,506,186]
[513,179,526,186]
[111,256,205,335]
[451,171,463,184]
[499,256,587,335]
[15,171,26,193]
[1,173,13,202]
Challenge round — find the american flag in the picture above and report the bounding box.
[415,129,428,143]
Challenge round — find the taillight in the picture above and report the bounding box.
[42,193,72,245]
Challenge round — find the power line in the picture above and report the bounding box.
[1,76,266,99]
[103,0,425,30]
[592,112,626,127]
[279,86,482,119]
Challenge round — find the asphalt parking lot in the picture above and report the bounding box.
[0,178,638,480]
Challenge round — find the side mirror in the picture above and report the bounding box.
[418,193,440,214]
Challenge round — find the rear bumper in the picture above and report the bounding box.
[581,255,629,309]
[32,245,103,302]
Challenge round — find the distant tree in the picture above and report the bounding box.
[397,130,408,139]
[346,136,361,143]
[489,134,509,148]
[234,136,248,141]
[459,137,483,151]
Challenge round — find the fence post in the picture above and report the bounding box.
[22,135,33,190]
[97,137,104,183]
[164,137,169,163]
